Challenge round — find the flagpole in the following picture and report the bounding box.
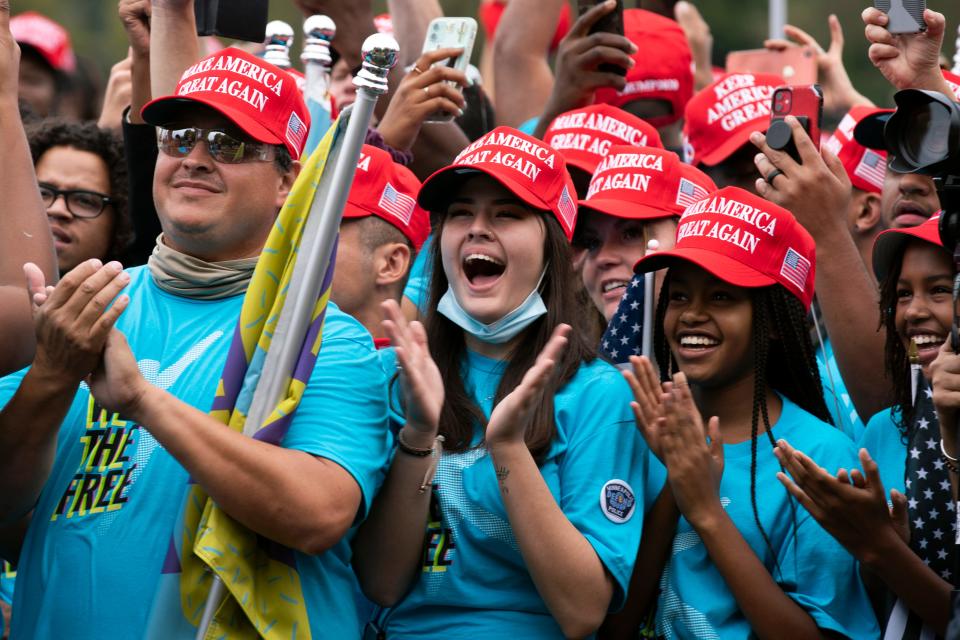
[641,240,659,358]
[193,33,399,639]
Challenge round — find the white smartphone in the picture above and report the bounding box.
[421,17,477,123]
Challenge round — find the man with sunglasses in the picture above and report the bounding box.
[0,46,390,639]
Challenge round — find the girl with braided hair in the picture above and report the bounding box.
[620,187,878,638]
[776,214,955,636]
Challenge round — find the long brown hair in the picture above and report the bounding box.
[424,211,596,464]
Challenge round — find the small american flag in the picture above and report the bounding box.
[285,112,307,157]
[676,178,708,208]
[780,247,810,292]
[378,182,416,224]
[599,275,645,368]
[557,185,577,232]
[854,149,885,190]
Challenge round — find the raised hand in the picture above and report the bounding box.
[774,440,908,560]
[930,340,960,463]
[27,260,130,386]
[862,7,953,96]
[98,53,134,131]
[119,0,151,58]
[485,324,571,448]
[622,355,669,461]
[674,1,714,92]
[658,372,724,527]
[377,47,468,152]
[381,299,443,436]
[87,329,148,417]
[0,0,19,103]
[764,15,873,115]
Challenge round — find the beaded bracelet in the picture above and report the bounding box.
[397,428,436,457]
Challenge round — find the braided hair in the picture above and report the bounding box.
[653,271,832,572]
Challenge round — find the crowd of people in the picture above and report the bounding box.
[0,0,958,637]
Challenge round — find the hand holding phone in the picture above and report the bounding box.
[766,85,823,164]
[577,0,627,76]
[421,17,477,123]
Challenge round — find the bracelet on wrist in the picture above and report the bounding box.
[397,427,438,457]
[396,428,445,494]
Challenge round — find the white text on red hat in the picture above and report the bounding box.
[677,195,779,254]
[707,74,774,132]
[548,112,652,147]
[178,55,286,113]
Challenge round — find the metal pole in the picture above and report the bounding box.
[641,240,659,358]
[768,0,787,40]
[194,33,399,640]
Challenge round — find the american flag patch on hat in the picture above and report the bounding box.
[378,182,416,225]
[780,247,811,292]
[557,185,577,230]
[854,149,885,190]
[676,177,708,208]
[286,111,307,156]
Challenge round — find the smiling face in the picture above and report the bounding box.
[894,241,954,378]
[575,209,677,321]
[152,105,296,262]
[663,261,756,390]
[36,146,115,273]
[439,175,547,325]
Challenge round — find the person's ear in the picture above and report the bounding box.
[274,160,301,209]
[374,242,412,288]
[852,191,882,236]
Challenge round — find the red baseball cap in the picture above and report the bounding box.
[344,145,430,250]
[544,104,663,175]
[141,47,311,159]
[683,72,783,166]
[11,12,75,73]
[579,146,688,221]
[824,106,889,194]
[594,9,694,128]
[418,126,579,239]
[872,212,943,282]
[635,186,816,308]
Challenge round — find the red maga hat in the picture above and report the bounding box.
[544,104,662,175]
[944,69,960,101]
[11,12,75,73]
[594,9,694,128]
[683,72,783,166]
[141,47,311,159]
[872,212,944,282]
[418,126,579,240]
[824,106,889,194]
[579,146,693,221]
[635,186,816,308]
[344,145,431,250]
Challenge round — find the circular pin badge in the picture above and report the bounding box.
[600,479,636,524]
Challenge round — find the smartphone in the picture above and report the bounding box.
[726,47,818,85]
[767,85,824,164]
[638,0,679,18]
[195,0,269,43]
[873,0,927,34]
[422,17,478,123]
[577,0,626,76]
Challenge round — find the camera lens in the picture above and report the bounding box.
[899,102,952,167]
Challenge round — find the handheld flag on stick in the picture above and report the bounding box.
[143,34,398,640]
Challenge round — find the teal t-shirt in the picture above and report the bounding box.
[859,407,908,496]
[379,351,649,638]
[3,267,390,639]
[402,234,434,316]
[817,336,865,442]
[655,396,879,639]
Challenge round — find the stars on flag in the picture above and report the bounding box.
[599,275,645,368]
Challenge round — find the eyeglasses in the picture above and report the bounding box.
[157,127,276,164]
[39,183,113,219]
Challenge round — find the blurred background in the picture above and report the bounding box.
[14,0,960,108]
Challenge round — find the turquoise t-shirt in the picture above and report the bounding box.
[378,351,649,638]
[3,267,390,639]
[817,336,865,442]
[402,233,434,316]
[859,407,908,496]
[656,396,879,639]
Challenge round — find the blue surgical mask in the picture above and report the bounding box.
[437,270,548,344]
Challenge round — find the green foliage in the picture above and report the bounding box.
[14,0,960,107]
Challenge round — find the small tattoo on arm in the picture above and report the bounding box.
[496,465,510,494]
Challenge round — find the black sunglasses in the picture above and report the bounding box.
[39,183,113,219]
